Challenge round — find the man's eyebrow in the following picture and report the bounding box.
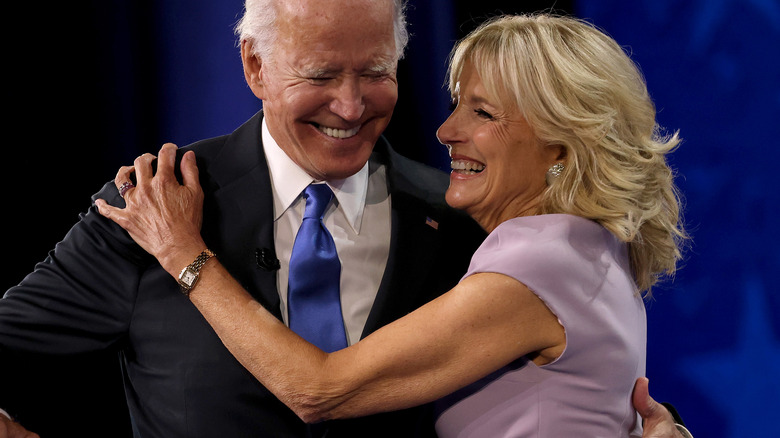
[301,67,334,78]
[297,58,397,77]
[367,58,397,74]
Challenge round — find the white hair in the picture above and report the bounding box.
[235,0,409,61]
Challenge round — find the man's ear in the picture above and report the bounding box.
[241,40,265,100]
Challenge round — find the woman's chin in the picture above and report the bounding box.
[444,189,473,213]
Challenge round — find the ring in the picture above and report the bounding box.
[118,181,135,198]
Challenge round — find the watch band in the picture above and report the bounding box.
[178,249,216,295]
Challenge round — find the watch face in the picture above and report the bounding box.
[181,268,198,286]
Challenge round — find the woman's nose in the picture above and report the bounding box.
[436,111,460,146]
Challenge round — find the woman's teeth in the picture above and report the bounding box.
[318,125,360,139]
[451,159,485,174]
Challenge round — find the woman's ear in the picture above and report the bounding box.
[546,143,568,165]
[241,40,265,100]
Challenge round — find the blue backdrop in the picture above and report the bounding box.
[577,2,780,437]
[3,1,778,436]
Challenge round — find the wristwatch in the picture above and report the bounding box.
[178,249,216,295]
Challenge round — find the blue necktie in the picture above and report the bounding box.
[288,184,348,353]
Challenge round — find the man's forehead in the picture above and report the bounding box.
[266,0,398,72]
[273,23,396,70]
[278,0,394,27]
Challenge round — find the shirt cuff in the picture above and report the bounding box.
[0,407,11,420]
[676,423,694,438]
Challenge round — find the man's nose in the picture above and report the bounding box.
[329,78,366,121]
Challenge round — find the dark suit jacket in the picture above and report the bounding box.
[0,112,486,437]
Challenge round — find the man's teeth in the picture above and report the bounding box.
[451,159,485,174]
[318,125,360,139]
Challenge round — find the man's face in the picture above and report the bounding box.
[244,0,399,181]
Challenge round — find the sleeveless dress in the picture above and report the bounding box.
[434,214,646,437]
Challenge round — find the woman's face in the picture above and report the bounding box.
[437,61,562,232]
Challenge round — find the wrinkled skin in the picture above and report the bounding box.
[97,144,689,438]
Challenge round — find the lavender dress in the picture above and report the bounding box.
[434,214,645,437]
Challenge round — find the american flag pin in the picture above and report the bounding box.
[425,216,439,230]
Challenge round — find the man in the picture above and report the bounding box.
[0,0,688,436]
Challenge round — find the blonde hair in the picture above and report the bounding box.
[448,14,688,295]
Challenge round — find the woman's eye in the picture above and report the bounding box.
[475,109,494,119]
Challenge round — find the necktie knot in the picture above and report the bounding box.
[303,184,334,220]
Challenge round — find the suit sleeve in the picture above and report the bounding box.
[0,181,151,354]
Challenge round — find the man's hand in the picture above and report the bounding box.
[634,377,692,438]
[0,414,39,438]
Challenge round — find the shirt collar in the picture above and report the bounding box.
[262,117,368,234]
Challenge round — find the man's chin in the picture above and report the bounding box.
[320,150,375,179]
[317,164,369,180]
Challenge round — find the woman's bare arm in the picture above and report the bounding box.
[95,143,565,421]
[186,260,564,422]
[97,144,690,437]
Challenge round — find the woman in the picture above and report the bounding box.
[97,14,687,437]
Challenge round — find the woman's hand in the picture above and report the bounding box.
[96,143,207,276]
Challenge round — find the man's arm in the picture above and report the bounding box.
[0,181,148,354]
[635,377,694,438]
[0,183,147,435]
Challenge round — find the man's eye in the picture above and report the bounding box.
[364,72,390,80]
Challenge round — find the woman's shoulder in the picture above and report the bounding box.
[495,213,601,234]
[466,214,623,290]
[483,214,612,256]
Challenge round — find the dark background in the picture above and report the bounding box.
[2,1,778,437]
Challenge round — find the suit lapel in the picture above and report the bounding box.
[361,139,451,338]
[197,118,471,332]
[200,112,283,319]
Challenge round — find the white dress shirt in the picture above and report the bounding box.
[262,118,391,345]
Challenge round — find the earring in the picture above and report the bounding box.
[546,162,565,186]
